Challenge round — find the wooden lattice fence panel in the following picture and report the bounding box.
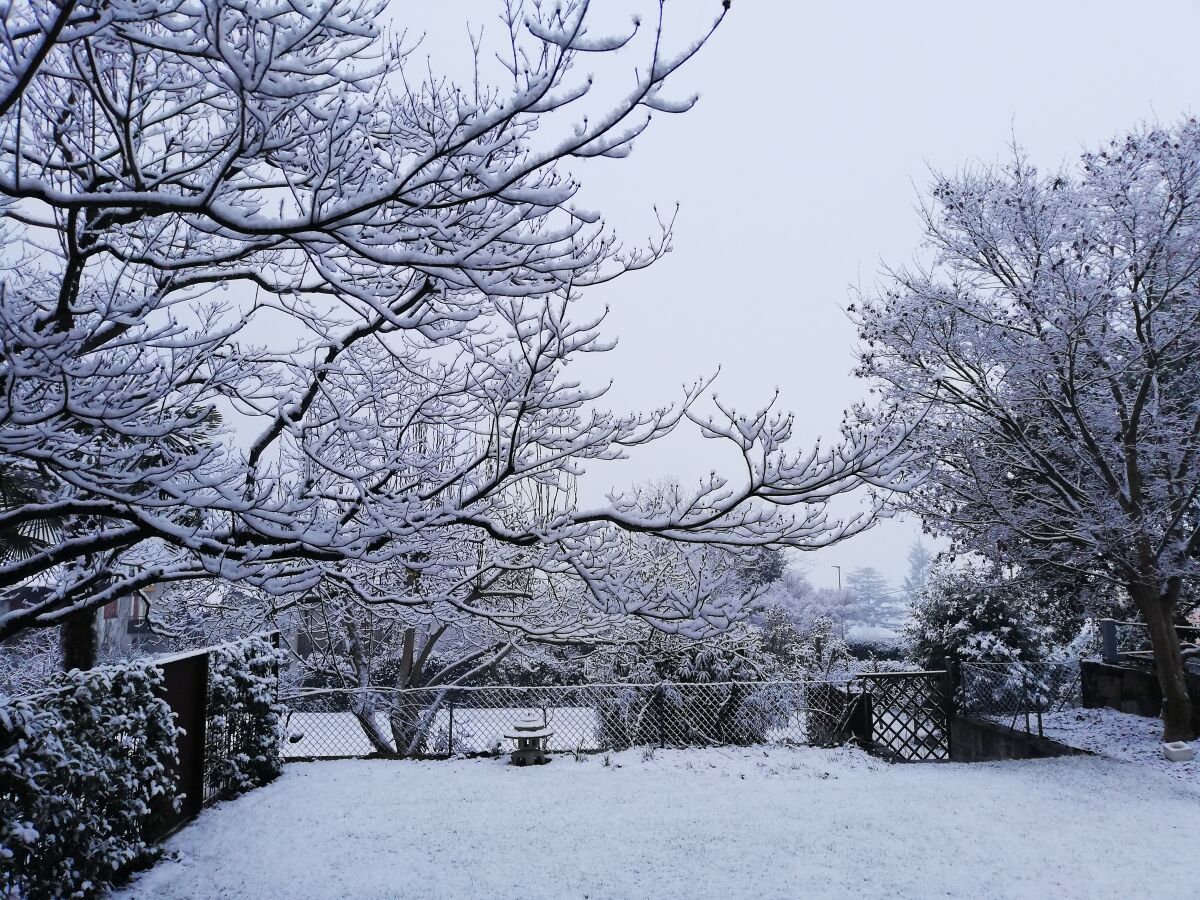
[855,672,951,761]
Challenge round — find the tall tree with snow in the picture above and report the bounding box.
[844,566,893,627]
[902,541,932,602]
[0,0,909,664]
[906,565,1049,669]
[893,539,932,626]
[856,120,1200,740]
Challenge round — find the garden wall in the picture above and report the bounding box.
[950,716,1085,762]
[1080,660,1200,733]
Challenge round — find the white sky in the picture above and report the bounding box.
[401,1,1200,588]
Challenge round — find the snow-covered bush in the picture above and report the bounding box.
[758,604,806,670]
[0,664,177,899]
[794,617,853,677]
[844,626,906,662]
[590,625,799,748]
[206,636,287,799]
[906,568,1049,669]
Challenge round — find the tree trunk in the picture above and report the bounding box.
[60,608,97,672]
[390,692,433,757]
[351,702,396,757]
[1132,585,1194,742]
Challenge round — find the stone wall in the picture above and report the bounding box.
[950,716,1085,762]
[1080,659,1200,732]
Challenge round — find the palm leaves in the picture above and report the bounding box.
[0,467,59,564]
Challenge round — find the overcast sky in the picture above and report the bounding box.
[405,1,1200,588]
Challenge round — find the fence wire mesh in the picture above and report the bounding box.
[958,661,1081,736]
[280,681,849,760]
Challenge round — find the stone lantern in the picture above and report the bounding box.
[505,714,554,765]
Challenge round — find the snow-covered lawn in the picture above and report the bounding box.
[1039,706,1200,782]
[116,747,1200,900]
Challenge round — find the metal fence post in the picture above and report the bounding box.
[447,701,454,755]
[1021,671,1031,735]
[942,660,959,715]
[848,687,873,748]
[1099,618,1119,664]
[655,686,666,749]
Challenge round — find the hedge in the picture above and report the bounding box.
[0,634,285,899]
[0,664,177,899]
[206,635,287,798]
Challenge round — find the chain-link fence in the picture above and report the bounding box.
[958,661,1081,737]
[280,681,852,760]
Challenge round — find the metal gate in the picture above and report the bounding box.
[153,649,209,836]
[855,671,951,761]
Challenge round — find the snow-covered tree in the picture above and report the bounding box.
[758,604,804,668]
[844,566,893,627]
[902,541,932,603]
[906,565,1050,670]
[856,120,1200,738]
[0,626,59,697]
[290,573,524,756]
[874,539,932,629]
[0,0,909,670]
[595,620,773,684]
[754,604,851,677]
[758,568,859,631]
[741,548,787,589]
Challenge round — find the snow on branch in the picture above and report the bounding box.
[0,0,902,651]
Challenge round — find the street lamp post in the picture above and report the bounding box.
[832,565,845,639]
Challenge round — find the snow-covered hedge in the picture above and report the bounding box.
[597,682,791,749]
[844,626,906,662]
[205,636,287,798]
[0,636,286,899]
[0,664,177,899]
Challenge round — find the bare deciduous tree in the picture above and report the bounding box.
[0,0,907,670]
[856,121,1200,739]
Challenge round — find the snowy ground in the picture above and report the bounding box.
[1038,706,1200,782]
[116,747,1200,900]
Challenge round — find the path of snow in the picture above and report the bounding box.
[1038,706,1200,782]
[116,747,1200,900]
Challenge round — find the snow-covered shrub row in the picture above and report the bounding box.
[0,664,177,900]
[205,636,287,799]
[844,626,906,662]
[596,683,797,749]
